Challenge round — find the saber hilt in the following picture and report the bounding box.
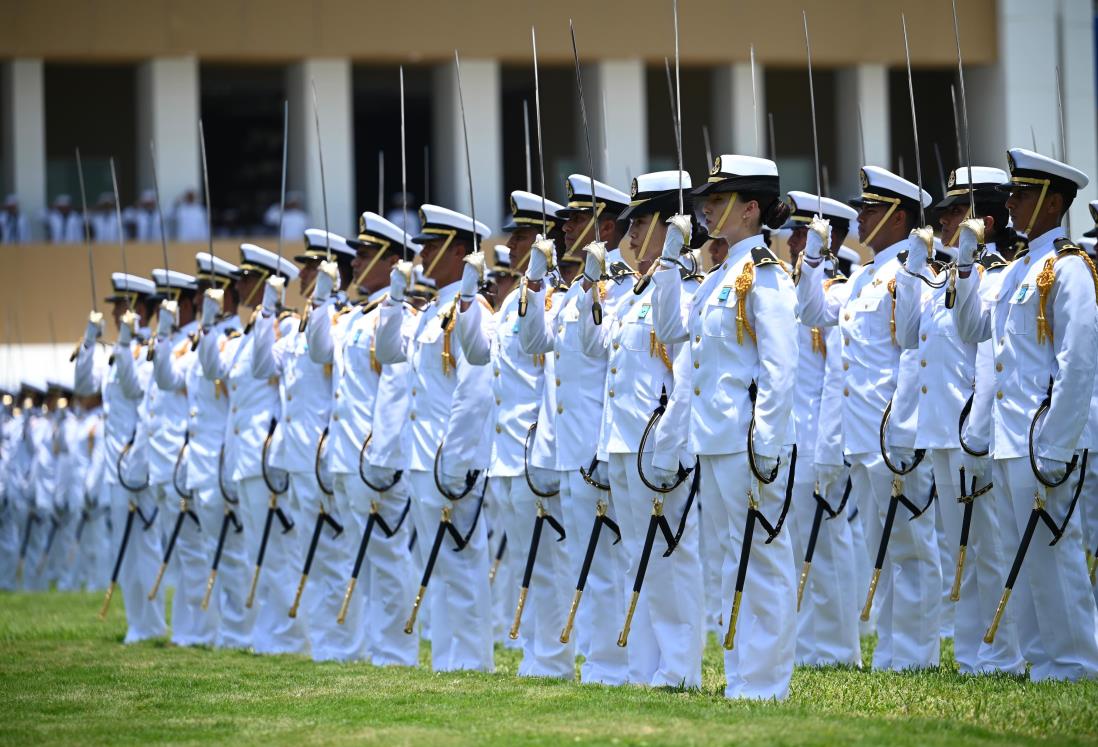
[984,490,1044,644]
[488,532,507,585]
[337,497,410,625]
[618,499,666,647]
[403,506,452,635]
[560,500,620,644]
[148,497,193,600]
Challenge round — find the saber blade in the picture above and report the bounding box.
[310,79,332,260]
[400,66,409,259]
[75,148,96,311]
[900,13,927,227]
[108,157,130,308]
[148,141,171,275]
[198,119,215,264]
[951,0,976,216]
[803,11,822,215]
[453,51,480,254]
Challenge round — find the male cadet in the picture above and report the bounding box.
[41,379,79,589]
[798,166,940,672]
[9,382,45,589]
[1082,211,1098,606]
[651,155,798,699]
[199,244,299,654]
[0,390,17,589]
[307,213,418,666]
[75,273,165,642]
[579,171,704,687]
[71,389,109,592]
[783,191,862,668]
[375,204,496,672]
[518,175,632,685]
[25,379,61,591]
[254,229,354,661]
[157,253,243,647]
[455,190,575,677]
[894,167,1024,675]
[951,149,1098,681]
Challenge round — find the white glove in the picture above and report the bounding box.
[389,260,413,302]
[961,451,989,490]
[201,288,223,328]
[1037,456,1068,484]
[906,227,934,275]
[753,454,780,478]
[583,241,607,283]
[661,214,692,260]
[313,260,340,304]
[805,216,831,261]
[890,446,917,470]
[262,276,285,313]
[83,311,103,347]
[118,310,138,345]
[460,251,486,300]
[157,300,178,338]
[649,464,680,490]
[957,218,985,268]
[526,235,555,281]
[815,463,843,497]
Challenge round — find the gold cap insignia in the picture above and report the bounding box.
[947,169,956,189]
[710,156,722,177]
[510,195,517,215]
[359,213,367,234]
[1007,152,1016,174]
[1090,202,1098,223]
[418,207,427,224]
[630,178,639,199]
[859,168,869,191]
[566,178,575,199]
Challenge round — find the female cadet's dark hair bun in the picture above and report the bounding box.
[762,198,792,230]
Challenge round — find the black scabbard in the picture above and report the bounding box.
[348,513,377,583]
[210,510,234,573]
[803,497,827,567]
[255,505,277,570]
[110,505,137,584]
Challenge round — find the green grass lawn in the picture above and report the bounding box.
[1,591,1097,746]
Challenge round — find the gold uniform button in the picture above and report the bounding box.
[921,385,927,394]
[842,362,849,371]
[558,325,564,334]
[557,405,564,414]
[996,390,1003,400]
[410,412,416,420]
[920,359,926,367]
[921,333,927,342]
[495,424,502,433]
[556,377,561,386]
[695,335,701,343]
[287,394,293,401]
[231,406,238,413]
[608,389,615,398]
[844,312,851,321]
[495,397,501,405]
[998,337,1004,346]
[334,392,340,400]
[610,368,617,375]
[612,343,620,350]
[995,362,1003,372]
[844,336,851,346]
[1024,256,1030,265]
[694,387,701,396]
[233,427,240,435]
[693,361,699,369]
[493,370,500,377]
[333,414,340,421]
[843,388,849,397]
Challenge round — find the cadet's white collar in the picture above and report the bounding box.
[873,240,905,267]
[368,287,388,303]
[726,234,766,265]
[607,246,624,264]
[437,280,461,303]
[1026,226,1067,258]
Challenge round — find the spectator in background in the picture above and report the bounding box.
[91,192,121,243]
[125,189,163,242]
[1,195,30,244]
[173,188,209,242]
[263,190,307,240]
[385,191,420,238]
[44,194,84,244]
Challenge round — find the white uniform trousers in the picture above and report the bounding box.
[702,450,796,700]
[238,475,307,655]
[152,481,218,647]
[74,498,112,592]
[290,471,357,662]
[483,478,513,646]
[335,473,419,667]
[193,483,253,650]
[50,510,81,590]
[698,488,725,637]
[609,452,704,688]
[848,495,876,636]
[108,481,166,643]
[23,496,49,591]
[503,474,575,680]
[558,466,629,685]
[406,469,494,672]
[1081,457,1098,610]
[789,460,861,667]
[994,456,1098,681]
[849,453,940,670]
[0,498,19,590]
[930,449,1024,674]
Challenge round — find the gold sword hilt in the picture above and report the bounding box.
[722,590,743,650]
[201,569,217,611]
[796,561,811,613]
[949,546,967,602]
[984,588,1011,644]
[1089,551,1097,586]
[337,577,357,625]
[245,565,261,609]
[98,581,116,620]
[509,587,529,640]
[617,590,640,648]
[861,567,881,622]
[288,573,308,618]
[404,586,426,635]
[148,562,168,600]
[560,589,583,644]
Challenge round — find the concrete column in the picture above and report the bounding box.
[288,59,356,236]
[0,59,46,241]
[835,64,890,199]
[711,63,766,160]
[968,0,1097,234]
[580,60,646,191]
[431,59,503,232]
[136,57,201,218]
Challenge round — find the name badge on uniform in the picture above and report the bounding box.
[718,286,733,304]
[1013,283,1031,304]
[637,303,651,320]
[352,329,363,345]
[512,319,520,333]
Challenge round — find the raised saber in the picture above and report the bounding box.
[75,148,96,311]
[673,0,683,214]
[901,13,927,229]
[518,26,549,319]
[702,125,713,169]
[523,99,532,193]
[804,11,822,216]
[453,50,480,256]
[951,0,976,218]
[1055,64,1069,235]
[378,151,385,216]
[146,139,173,361]
[277,100,289,285]
[570,19,604,326]
[198,120,215,266]
[108,158,131,310]
[400,67,409,261]
[749,44,760,157]
[312,79,332,263]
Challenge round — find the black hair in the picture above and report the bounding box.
[740,192,792,230]
[981,201,1022,251]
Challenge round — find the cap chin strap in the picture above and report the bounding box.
[1011,176,1051,238]
[860,193,901,248]
[353,248,388,292]
[242,269,270,307]
[944,204,972,248]
[423,229,457,279]
[564,203,605,258]
[707,194,738,240]
[634,211,661,262]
